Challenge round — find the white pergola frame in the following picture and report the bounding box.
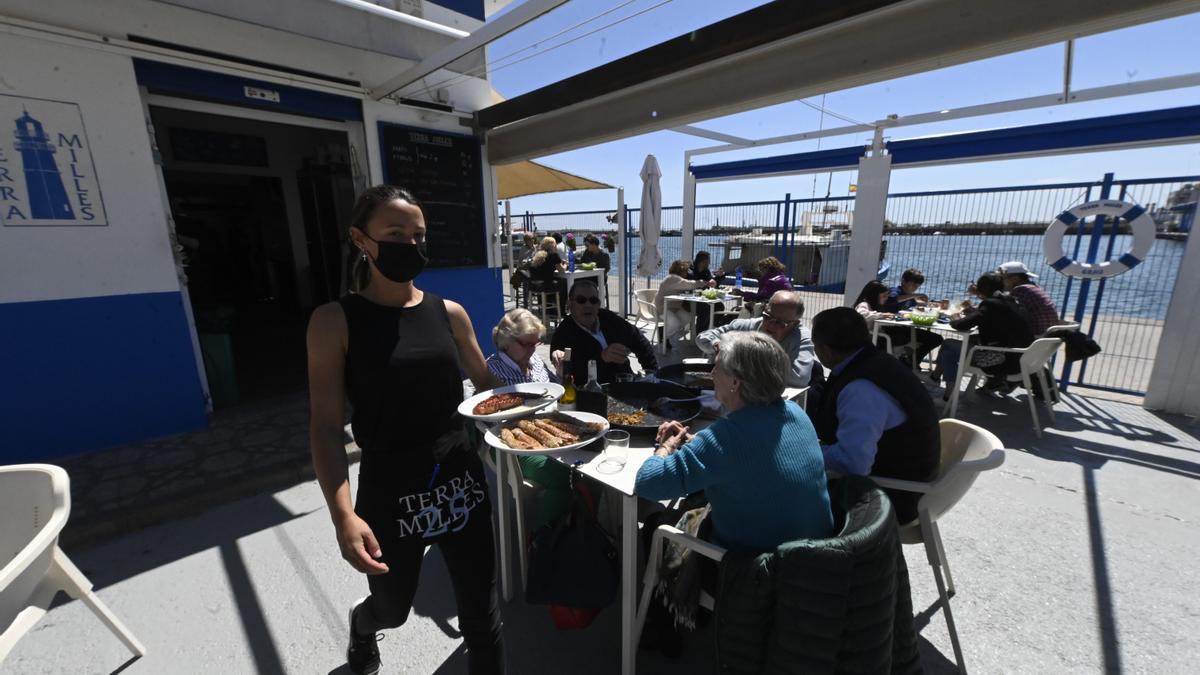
[674,69,1200,300]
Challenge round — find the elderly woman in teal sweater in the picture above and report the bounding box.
[635,331,833,554]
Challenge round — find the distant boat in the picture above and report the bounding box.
[715,231,889,294]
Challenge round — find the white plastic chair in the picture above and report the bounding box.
[963,337,1063,437]
[634,523,725,642]
[633,289,662,347]
[1,464,145,663]
[871,419,1005,674]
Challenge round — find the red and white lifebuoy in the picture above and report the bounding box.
[1043,200,1155,279]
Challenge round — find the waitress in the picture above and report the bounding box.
[307,185,504,675]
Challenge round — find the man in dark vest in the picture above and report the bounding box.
[807,307,940,523]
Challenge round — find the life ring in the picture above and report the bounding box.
[1043,200,1155,279]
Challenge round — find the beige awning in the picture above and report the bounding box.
[495,160,612,199]
[489,86,611,199]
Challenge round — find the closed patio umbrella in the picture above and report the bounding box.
[637,154,663,278]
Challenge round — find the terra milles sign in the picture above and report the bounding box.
[0,94,107,227]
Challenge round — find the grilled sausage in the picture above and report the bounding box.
[518,420,562,448]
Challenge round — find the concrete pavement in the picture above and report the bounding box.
[6,323,1199,674]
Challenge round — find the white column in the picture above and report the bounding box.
[504,200,514,297]
[486,165,500,268]
[617,187,628,317]
[844,142,891,306]
[681,151,697,263]
[1144,224,1200,416]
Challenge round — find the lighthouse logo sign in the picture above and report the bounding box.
[0,94,106,227]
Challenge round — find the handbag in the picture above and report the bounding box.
[1062,330,1102,362]
[525,481,619,610]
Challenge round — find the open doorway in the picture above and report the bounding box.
[151,106,356,407]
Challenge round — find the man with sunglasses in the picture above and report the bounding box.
[696,290,822,388]
[550,281,658,384]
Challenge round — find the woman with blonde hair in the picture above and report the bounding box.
[485,309,570,527]
[653,259,714,346]
[528,236,566,314]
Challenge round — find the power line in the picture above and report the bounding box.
[397,0,674,102]
[796,97,874,128]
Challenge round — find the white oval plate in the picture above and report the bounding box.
[458,382,565,422]
[485,410,609,455]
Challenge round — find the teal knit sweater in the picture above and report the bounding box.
[635,400,834,553]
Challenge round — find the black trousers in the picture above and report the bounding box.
[358,503,504,674]
[882,325,944,364]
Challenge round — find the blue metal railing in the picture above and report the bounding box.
[521,173,1195,396]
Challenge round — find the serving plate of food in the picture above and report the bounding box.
[655,362,715,390]
[484,410,608,454]
[459,382,565,422]
[603,381,701,434]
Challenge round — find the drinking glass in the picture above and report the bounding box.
[597,430,630,474]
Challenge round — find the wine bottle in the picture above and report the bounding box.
[558,348,576,409]
[575,360,608,417]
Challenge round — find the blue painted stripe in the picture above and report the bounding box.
[417,267,506,355]
[0,292,208,463]
[1120,205,1146,222]
[1055,210,1079,226]
[133,60,363,121]
[430,0,484,20]
[1117,253,1142,268]
[691,146,866,180]
[1051,257,1074,271]
[888,105,1200,165]
[691,105,1200,180]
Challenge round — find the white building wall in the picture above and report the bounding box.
[0,0,491,111]
[0,32,180,303]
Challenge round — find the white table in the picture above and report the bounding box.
[871,318,977,418]
[490,427,660,675]
[662,292,741,354]
[555,268,608,306]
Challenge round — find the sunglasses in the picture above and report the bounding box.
[515,337,541,349]
[573,296,600,305]
[761,311,798,326]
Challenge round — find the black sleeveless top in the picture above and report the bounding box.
[341,291,463,454]
[340,292,489,541]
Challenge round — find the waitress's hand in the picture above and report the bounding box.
[550,349,566,369]
[336,513,389,575]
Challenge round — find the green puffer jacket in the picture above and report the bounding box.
[713,476,922,674]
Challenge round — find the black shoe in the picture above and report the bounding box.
[347,598,382,675]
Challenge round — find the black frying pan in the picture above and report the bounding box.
[602,381,701,435]
[655,362,715,390]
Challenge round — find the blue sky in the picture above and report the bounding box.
[486,2,1200,214]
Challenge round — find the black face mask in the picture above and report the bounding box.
[364,235,427,283]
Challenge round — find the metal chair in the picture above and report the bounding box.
[963,337,1064,437]
[525,279,564,329]
[1,464,146,663]
[871,419,1005,673]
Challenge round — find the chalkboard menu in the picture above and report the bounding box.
[378,122,487,268]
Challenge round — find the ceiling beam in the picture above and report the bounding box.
[670,125,753,146]
[485,0,1200,165]
[370,0,571,100]
[477,0,905,130]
